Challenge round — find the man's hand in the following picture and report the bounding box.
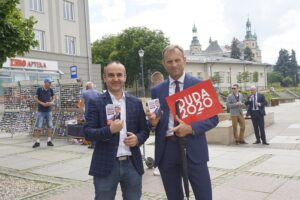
[123,132,138,147]
[145,109,161,127]
[110,119,124,134]
[170,116,193,137]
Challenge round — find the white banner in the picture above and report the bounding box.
[3,57,58,71]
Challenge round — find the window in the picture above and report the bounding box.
[63,0,74,20]
[33,30,46,51]
[65,36,76,55]
[30,0,43,12]
[197,72,202,79]
[226,72,230,83]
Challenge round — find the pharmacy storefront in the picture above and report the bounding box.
[0,57,63,96]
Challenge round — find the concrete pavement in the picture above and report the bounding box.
[0,100,300,199]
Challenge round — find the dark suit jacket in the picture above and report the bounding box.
[245,93,266,116]
[151,74,219,167]
[83,92,149,177]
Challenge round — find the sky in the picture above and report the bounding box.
[88,0,300,65]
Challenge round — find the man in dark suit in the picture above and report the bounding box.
[147,44,219,200]
[246,85,269,145]
[84,61,149,200]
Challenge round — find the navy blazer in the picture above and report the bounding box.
[151,74,219,167]
[84,92,149,177]
[246,93,266,116]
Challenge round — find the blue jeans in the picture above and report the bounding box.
[36,111,53,128]
[93,158,142,200]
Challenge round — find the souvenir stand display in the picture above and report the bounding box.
[0,79,83,139]
[54,78,83,138]
[0,82,21,134]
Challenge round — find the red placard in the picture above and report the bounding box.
[166,80,223,124]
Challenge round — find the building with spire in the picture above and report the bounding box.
[243,18,262,62]
[184,20,271,91]
[189,24,202,55]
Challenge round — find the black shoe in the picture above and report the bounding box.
[47,141,54,146]
[262,142,270,145]
[32,142,40,148]
[253,141,261,144]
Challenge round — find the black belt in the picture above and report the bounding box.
[165,135,177,141]
[117,156,131,161]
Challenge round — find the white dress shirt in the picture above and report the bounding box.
[109,92,132,157]
[166,72,185,136]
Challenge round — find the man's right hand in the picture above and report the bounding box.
[146,110,160,127]
[110,119,124,134]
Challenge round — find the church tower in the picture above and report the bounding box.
[190,24,202,55]
[243,18,262,62]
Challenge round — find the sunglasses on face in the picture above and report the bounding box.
[231,88,237,89]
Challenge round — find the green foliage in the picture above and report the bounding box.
[241,71,250,82]
[267,71,282,86]
[282,76,293,86]
[243,47,255,61]
[230,37,241,59]
[236,73,242,83]
[0,0,38,67]
[252,71,258,83]
[274,49,299,87]
[91,35,118,65]
[212,72,221,85]
[91,27,169,87]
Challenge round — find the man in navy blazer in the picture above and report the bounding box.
[84,61,149,200]
[246,85,269,145]
[147,44,219,200]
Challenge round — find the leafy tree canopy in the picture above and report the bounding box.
[0,0,38,67]
[274,49,299,86]
[243,47,255,61]
[92,26,169,87]
[230,37,241,59]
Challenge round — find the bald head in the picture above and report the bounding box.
[85,82,94,90]
[250,85,257,94]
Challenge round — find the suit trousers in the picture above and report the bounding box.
[231,115,245,142]
[250,111,266,142]
[158,139,212,200]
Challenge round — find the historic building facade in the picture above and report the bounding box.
[184,19,270,91]
[0,0,102,96]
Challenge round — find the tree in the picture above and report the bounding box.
[282,76,293,87]
[230,37,241,59]
[289,49,298,86]
[212,72,221,86]
[267,71,282,86]
[274,49,289,77]
[253,71,259,84]
[91,35,118,72]
[113,27,169,87]
[243,47,254,61]
[0,0,38,67]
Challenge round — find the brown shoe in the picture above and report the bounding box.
[235,140,239,145]
[239,141,248,144]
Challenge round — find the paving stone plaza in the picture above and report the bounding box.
[0,100,300,200]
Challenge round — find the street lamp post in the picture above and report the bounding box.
[138,48,145,97]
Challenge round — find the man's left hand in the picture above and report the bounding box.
[170,116,193,137]
[124,132,138,147]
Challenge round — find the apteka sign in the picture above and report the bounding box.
[166,80,223,124]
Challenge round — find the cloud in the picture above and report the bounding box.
[89,0,300,65]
